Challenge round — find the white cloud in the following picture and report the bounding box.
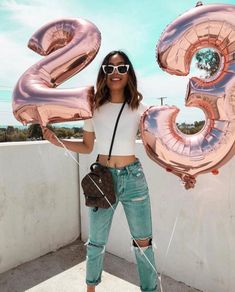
[0,33,37,86]
[0,101,20,125]
[0,0,71,29]
[139,72,205,123]
[0,33,34,87]
[139,72,188,102]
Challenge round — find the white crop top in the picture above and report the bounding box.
[83,102,148,155]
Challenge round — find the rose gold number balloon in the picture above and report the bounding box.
[141,3,235,187]
[12,18,101,126]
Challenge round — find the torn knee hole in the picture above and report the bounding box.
[86,241,106,257]
[133,238,152,248]
[86,241,105,249]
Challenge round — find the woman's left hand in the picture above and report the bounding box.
[181,175,196,190]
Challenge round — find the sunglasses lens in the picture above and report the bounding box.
[103,65,114,74]
[102,64,129,74]
[117,65,128,74]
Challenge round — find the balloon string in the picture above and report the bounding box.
[165,215,179,258]
[53,135,160,287]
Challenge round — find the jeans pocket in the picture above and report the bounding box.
[130,166,145,180]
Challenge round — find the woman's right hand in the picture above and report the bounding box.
[41,127,61,147]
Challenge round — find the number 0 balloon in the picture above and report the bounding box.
[141,3,235,187]
[12,18,101,126]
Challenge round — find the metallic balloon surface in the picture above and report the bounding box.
[12,18,101,126]
[141,4,235,186]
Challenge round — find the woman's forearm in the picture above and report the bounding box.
[57,139,92,154]
[42,127,94,154]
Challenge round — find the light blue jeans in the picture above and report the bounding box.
[86,159,158,292]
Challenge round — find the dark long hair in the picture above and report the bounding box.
[95,50,143,109]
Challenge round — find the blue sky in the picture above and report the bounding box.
[1,0,235,126]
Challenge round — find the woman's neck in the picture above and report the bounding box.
[110,90,125,103]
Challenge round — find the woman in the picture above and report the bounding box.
[43,50,158,292]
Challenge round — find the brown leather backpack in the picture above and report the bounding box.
[81,162,116,208]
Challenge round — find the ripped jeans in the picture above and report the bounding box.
[86,159,158,292]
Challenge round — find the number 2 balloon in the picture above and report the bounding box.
[12,18,101,126]
[141,3,235,188]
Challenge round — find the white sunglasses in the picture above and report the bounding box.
[102,64,130,75]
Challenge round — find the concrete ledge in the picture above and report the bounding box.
[0,141,80,273]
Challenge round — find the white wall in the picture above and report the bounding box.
[80,141,235,292]
[0,141,80,274]
[1,140,235,292]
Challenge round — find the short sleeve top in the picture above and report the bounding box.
[83,102,148,155]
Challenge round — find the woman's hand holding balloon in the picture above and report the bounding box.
[181,175,196,190]
[42,127,61,147]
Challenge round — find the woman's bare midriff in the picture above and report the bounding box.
[98,154,137,168]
